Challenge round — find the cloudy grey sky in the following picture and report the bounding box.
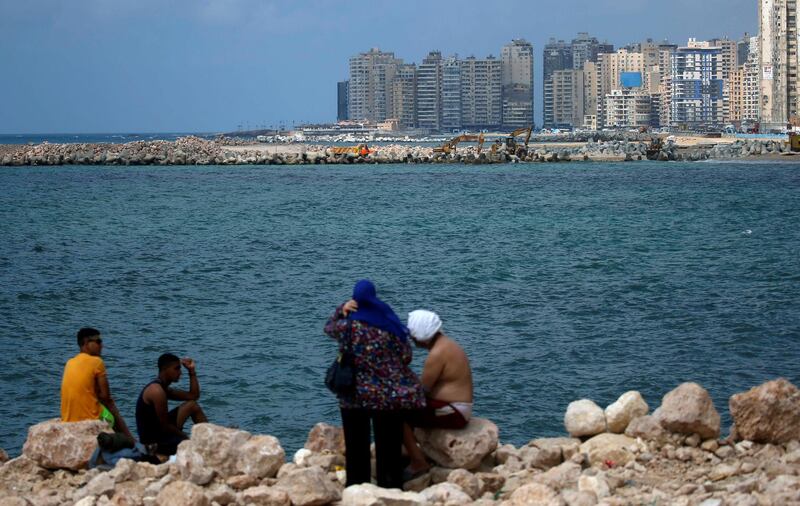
[0,0,756,134]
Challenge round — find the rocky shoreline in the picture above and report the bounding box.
[1,378,798,505]
[1,135,798,167]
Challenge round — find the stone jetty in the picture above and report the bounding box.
[1,377,799,505]
[1,134,798,167]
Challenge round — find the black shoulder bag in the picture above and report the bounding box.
[325,319,357,397]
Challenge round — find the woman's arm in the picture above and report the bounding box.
[323,300,358,339]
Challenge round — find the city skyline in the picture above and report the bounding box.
[0,0,756,133]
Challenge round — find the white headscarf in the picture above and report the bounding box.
[407,309,442,342]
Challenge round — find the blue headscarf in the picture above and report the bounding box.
[349,280,408,340]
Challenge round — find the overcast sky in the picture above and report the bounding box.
[0,0,757,134]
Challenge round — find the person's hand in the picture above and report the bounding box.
[181,358,196,373]
[343,299,358,316]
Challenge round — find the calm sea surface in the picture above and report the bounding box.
[1,161,798,456]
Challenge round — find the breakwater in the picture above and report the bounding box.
[1,135,797,166]
[1,378,798,505]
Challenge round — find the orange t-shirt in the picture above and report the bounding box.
[60,352,106,422]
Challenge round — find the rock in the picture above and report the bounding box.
[80,472,115,499]
[708,461,741,481]
[561,489,597,506]
[419,482,473,505]
[175,441,215,485]
[341,483,426,506]
[475,472,505,494]
[235,435,285,478]
[305,423,345,454]
[447,469,483,499]
[532,462,582,491]
[23,419,112,470]
[111,479,148,505]
[624,415,667,442]
[654,383,720,439]
[495,444,519,464]
[205,483,237,505]
[518,444,562,470]
[529,438,581,463]
[403,471,432,492]
[578,473,610,498]
[506,483,563,505]
[273,466,340,506]
[239,485,291,506]
[564,400,606,437]
[155,480,209,506]
[187,423,252,478]
[605,391,649,433]
[579,434,639,467]
[414,418,499,470]
[0,449,7,463]
[729,378,800,444]
[225,473,260,490]
[293,448,313,466]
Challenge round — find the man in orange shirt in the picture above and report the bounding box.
[61,327,133,442]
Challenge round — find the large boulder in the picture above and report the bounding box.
[579,433,639,467]
[155,480,209,506]
[273,466,341,506]
[564,400,606,437]
[729,378,800,444]
[176,423,285,482]
[236,435,285,478]
[305,423,345,454]
[653,383,720,439]
[341,483,426,505]
[527,437,581,464]
[605,391,649,433]
[22,419,111,470]
[415,418,499,470]
[530,461,582,491]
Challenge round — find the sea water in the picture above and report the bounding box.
[0,161,798,455]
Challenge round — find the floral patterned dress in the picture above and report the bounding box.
[324,304,425,411]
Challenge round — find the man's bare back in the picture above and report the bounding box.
[422,334,473,403]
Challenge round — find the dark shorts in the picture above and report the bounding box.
[146,407,188,456]
[407,398,469,430]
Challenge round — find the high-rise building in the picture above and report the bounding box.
[337,81,349,121]
[597,49,644,127]
[460,56,502,130]
[759,0,800,129]
[605,88,653,128]
[737,33,751,66]
[442,56,462,132]
[391,64,417,129]
[743,36,762,125]
[543,39,573,128]
[571,32,613,70]
[501,39,534,129]
[551,69,585,129]
[417,51,443,131]
[671,44,725,129]
[348,48,402,123]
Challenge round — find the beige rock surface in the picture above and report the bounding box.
[341,482,426,506]
[273,465,341,506]
[729,378,800,444]
[579,433,639,467]
[605,391,649,433]
[235,434,285,478]
[419,482,473,505]
[22,419,111,471]
[564,400,606,437]
[155,480,209,506]
[415,418,499,470]
[504,482,563,505]
[305,423,346,454]
[239,485,291,506]
[654,383,720,439]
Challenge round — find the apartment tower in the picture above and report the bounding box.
[759,0,800,129]
[501,39,535,129]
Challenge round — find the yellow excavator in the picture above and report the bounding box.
[495,126,533,156]
[331,144,371,156]
[433,134,485,155]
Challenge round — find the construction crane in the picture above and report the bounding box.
[331,144,370,156]
[433,134,485,155]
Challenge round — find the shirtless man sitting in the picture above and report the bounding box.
[403,310,474,479]
[135,353,208,456]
